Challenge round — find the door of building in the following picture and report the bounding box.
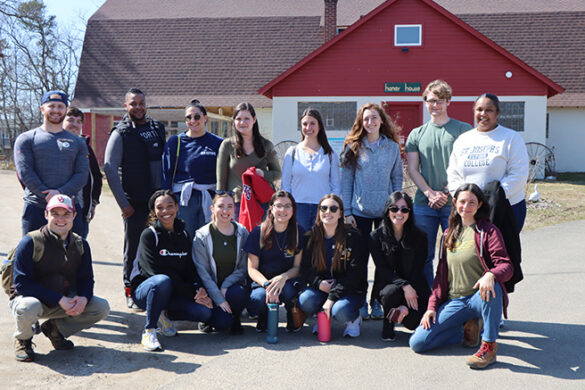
[382,102,422,151]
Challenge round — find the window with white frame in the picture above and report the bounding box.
[394,25,422,46]
[297,102,357,131]
[499,102,525,132]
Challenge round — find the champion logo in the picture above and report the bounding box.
[243,184,252,200]
[159,249,188,257]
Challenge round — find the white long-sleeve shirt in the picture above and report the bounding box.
[281,145,341,204]
[447,125,529,205]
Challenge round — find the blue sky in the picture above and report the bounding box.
[44,0,106,36]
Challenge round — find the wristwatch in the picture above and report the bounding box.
[263,281,270,289]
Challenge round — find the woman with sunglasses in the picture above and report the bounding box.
[341,103,403,320]
[281,108,341,230]
[192,191,250,334]
[161,99,223,239]
[216,102,281,221]
[409,183,512,369]
[299,194,368,338]
[369,192,430,341]
[244,191,304,332]
[130,190,213,351]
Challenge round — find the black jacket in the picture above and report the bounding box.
[80,135,102,220]
[131,219,201,299]
[111,115,166,203]
[483,180,523,292]
[369,224,430,304]
[301,226,368,301]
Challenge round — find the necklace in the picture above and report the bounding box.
[274,231,287,251]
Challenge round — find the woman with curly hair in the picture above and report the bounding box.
[341,103,403,319]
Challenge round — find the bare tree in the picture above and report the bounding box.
[0,0,81,157]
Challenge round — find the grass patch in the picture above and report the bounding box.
[524,172,585,230]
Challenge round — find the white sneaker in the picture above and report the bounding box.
[157,311,177,337]
[141,329,162,351]
[343,315,362,338]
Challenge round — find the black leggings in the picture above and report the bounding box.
[378,283,425,330]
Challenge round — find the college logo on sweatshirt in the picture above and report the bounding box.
[159,249,188,257]
[57,138,74,151]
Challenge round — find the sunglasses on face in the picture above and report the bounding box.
[319,205,339,213]
[185,114,202,121]
[215,190,234,196]
[389,206,410,214]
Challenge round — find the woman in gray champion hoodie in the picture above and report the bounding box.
[341,103,403,318]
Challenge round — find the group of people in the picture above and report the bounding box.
[9,79,528,370]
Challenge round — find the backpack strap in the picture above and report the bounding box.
[149,226,159,247]
[170,134,181,187]
[27,230,45,263]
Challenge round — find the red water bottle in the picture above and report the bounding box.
[317,311,331,342]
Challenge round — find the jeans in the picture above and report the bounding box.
[298,288,363,323]
[409,283,503,353]
[21,202,85,237]
[10,295,109,340]
[208,284,249,331]
[296,203,319,230]
[177,190,205,240]
[511,199,526,233]
[413,204,451,288]
[123,201,150,287]
[132,274,212,329]
[247,280,298,316]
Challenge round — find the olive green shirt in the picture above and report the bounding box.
[447,225,484,299]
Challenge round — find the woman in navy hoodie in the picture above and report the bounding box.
[131,190,213,351]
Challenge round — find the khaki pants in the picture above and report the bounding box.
[10,295,110,340]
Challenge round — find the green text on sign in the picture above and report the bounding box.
[384,82,421,93]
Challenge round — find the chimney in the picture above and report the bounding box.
[324,0,338,43]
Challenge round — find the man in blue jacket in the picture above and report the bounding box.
[13,90,89,236]
[9,194,110,362]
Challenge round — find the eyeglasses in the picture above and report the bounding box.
[273,203,292,210]
[389,206,410,214]
[425,99,446,105]
[319,205,339,213]
[185,114,202,121]
[215,190,234,197]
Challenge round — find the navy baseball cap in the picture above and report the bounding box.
[41,90,68,106]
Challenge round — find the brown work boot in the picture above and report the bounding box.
[41,319,74,350]
[467,340,497,369]
[15,338,35,362]
[462,318,483,347]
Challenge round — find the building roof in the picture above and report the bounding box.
[459,12,585,107]
[73,16,322,108]
[74,0,584,108]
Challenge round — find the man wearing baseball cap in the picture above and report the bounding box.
[9,194,110,362]
[13,90,89,236]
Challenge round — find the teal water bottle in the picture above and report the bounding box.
[267,303,279,344]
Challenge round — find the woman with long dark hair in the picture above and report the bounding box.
[130,190,213,351]
[161,99,223,239]
[341,103,403,319]
[244,191,304,332]
[281,108,341,229]
[299,194,368,338]
[216,102,281,221]
[409,184,513,369]
[370,192,430,341]
[192,192,250,334]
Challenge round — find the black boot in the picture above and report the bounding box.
[230,315,244,335]
[256,312,267,333]
[381,319,396,342]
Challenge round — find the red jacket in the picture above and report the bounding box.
[428,219,513,317]
[239,167,274,232]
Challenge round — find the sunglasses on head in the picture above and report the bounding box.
[185,114,202,121]
[215,190,234,196]
[389,206,410,214]
[319,205,339,213]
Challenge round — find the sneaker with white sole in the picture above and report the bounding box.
[370,299,384,320]
[343,315,362,338]
[141,329,162,351]
[157,311,177,337]
[359,301,370,320]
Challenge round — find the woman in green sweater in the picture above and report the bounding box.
[216,102,281,221]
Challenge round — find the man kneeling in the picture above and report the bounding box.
[9,194,110,362]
